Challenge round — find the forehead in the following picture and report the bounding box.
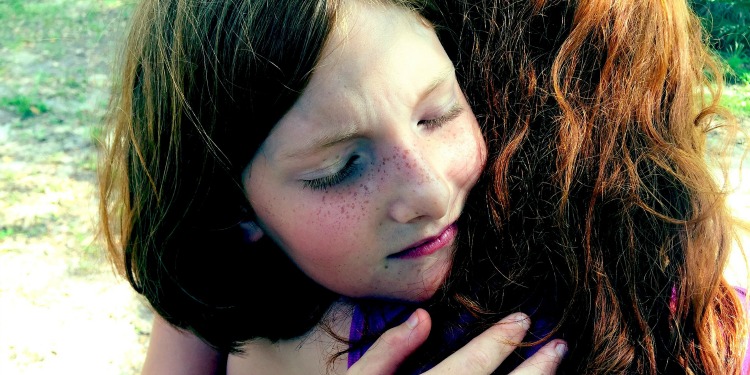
[321,1,441,82]
[257,0,455,159]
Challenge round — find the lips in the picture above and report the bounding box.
[388,223,457,259]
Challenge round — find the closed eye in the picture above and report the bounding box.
[418,104,464,130]
[302,155,362,191]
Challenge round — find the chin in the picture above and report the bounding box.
[406,262,452,302]
[411,288,440,302]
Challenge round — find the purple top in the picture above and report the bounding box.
[348,287,750,373]
[346,301,553,371]
[348,302,408,368]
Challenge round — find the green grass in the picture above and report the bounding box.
[0,0,134,51]
[0,0,128,20]
[721,83,750,118]
[0,227,16,241]
[0,0,135,131]
[0,95,48,119]
[0,0,25,20]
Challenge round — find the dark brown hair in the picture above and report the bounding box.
[99,0,446,354]
[98,0,342,351]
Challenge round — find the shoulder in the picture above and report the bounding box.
[227,301,354,375]
[226,338,292,375]
[141,316,227,375]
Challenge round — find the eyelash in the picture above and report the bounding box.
[303,105,464,191]
[303,155,361,191]
[418,105,463,129]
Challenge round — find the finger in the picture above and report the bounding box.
[427,312,530,374]
[508,339,567,375]
[347,308,431,375]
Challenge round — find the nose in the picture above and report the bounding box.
[387,146,451,224]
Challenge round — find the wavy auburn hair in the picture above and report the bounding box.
[425,0,749,373]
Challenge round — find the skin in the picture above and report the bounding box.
[243,0,486,302]
[141,315,227,375]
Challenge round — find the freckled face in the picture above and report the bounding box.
[244,1,486,302]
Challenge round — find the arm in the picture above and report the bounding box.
[141,314,226,375]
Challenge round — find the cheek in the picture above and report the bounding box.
[246,157,381,275]
[448,121,487,188]
[270,187,377,265]
[472,127,488,179]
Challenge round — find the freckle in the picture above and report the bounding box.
[341,207,345,214]
[353,192,358,197]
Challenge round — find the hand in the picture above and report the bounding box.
[347,309,566,375]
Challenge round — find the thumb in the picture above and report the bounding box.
[347,308,431,375]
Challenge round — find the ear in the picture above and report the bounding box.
[239,220,264,244]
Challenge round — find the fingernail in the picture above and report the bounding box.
[406,311,419,329]
[555,342,568,357]
[508,313,529,329]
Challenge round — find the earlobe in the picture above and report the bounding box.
[239,220,264,243]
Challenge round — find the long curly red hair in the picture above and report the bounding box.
[431,0,749,373]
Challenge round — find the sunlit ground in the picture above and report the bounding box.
[719,144,750,289]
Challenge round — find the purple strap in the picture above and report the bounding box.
[348,303,409,368]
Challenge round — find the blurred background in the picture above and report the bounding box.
[0,0,748,374]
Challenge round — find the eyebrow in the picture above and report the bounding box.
[281,66,456,160]
[279,125,360,160]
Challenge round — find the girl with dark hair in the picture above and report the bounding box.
[99,0,565,373]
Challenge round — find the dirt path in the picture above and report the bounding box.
[0,2,151,374]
